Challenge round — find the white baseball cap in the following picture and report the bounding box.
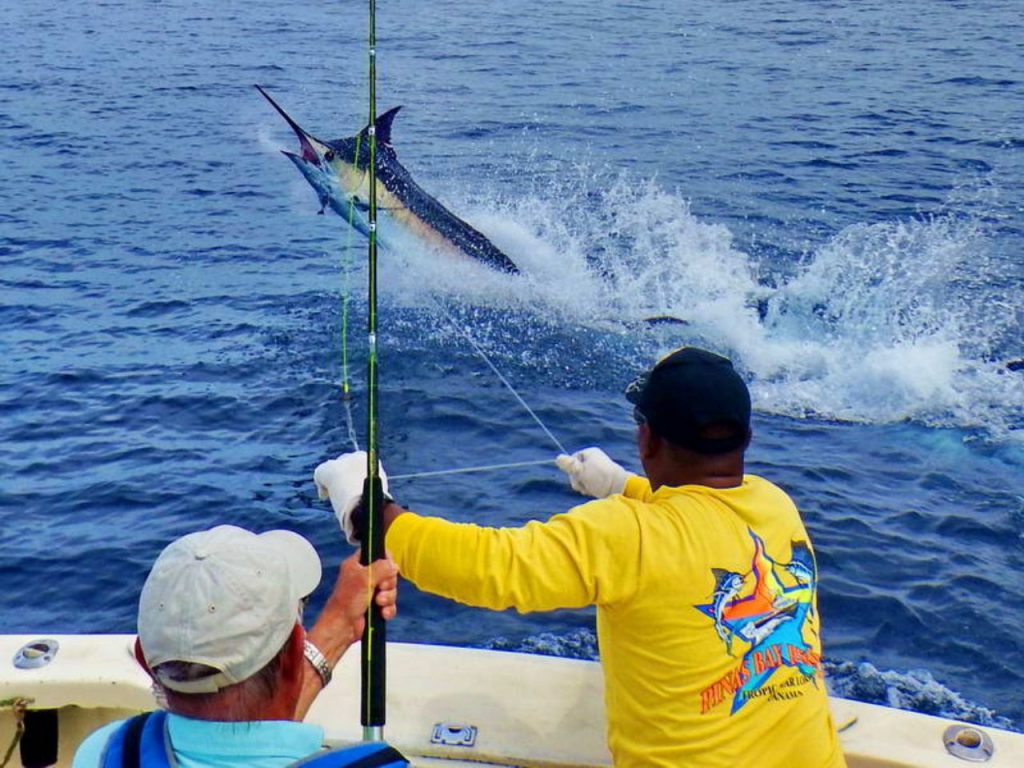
[138,525,322,694]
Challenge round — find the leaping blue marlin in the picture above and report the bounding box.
[256,85,519,275]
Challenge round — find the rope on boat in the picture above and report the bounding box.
[0,698,29,768]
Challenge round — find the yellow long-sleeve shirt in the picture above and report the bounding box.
[387,474,847,768]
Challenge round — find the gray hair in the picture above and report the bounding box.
[153,641,288,718]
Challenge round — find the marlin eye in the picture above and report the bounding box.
[324,150,335,162]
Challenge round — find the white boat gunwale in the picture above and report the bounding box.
[1,634,1020,767]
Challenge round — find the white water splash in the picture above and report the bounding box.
[757,214,1022,434]
[361,167,1022,439]
[826,660,1016,730]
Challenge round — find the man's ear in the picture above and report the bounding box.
[134,637,156,681]
[280,623,307,683]
[637,423,660,461]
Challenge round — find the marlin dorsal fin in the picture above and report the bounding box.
[360,106,403,146]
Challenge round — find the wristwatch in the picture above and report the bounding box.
[303,640,332,687]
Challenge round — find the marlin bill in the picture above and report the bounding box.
[257,86,519,275]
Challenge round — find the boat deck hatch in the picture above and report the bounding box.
[12,639,60,670]
[944,724,995,762]
[431,723,478,748]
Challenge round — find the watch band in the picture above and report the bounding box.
[303,640,332,687]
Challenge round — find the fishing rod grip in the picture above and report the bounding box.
[359,475,387,728]
[359,475,387,564]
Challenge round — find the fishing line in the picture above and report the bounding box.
[335,282,568,472]
[337,134,365,453]
[337,252,361,452]
[390,458,555,481]
[336,288,567,474]
[431,295,568,455]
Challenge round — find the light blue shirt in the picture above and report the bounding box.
[72,713,325,768]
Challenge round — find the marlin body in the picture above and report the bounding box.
[256,86,519,275]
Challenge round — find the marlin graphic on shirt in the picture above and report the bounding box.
[783,540,817,616]
[710,569,746,656]
[695,531,819,713]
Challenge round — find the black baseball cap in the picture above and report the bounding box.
[625,347,751,454]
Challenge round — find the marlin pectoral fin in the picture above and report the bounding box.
[353,196,402,213]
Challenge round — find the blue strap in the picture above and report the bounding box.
[139,712,173,767]
[102,714,404,768]
[99,713,147,768]
[100,711,173,768]
[289,741,408,768]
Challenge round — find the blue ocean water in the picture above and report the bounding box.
[2,0,1022,731]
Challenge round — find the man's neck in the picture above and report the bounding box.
[648,452,744,491]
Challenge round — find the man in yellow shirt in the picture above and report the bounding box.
[316,347,847,767]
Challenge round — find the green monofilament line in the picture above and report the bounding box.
[340,133,363,405]
[360,0,386,740]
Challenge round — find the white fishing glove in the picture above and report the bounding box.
[555,447,630,498]
[314,451,391,545]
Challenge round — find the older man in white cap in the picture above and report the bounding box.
[72,525,403,768]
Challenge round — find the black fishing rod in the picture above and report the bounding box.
[359,0,387,743]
